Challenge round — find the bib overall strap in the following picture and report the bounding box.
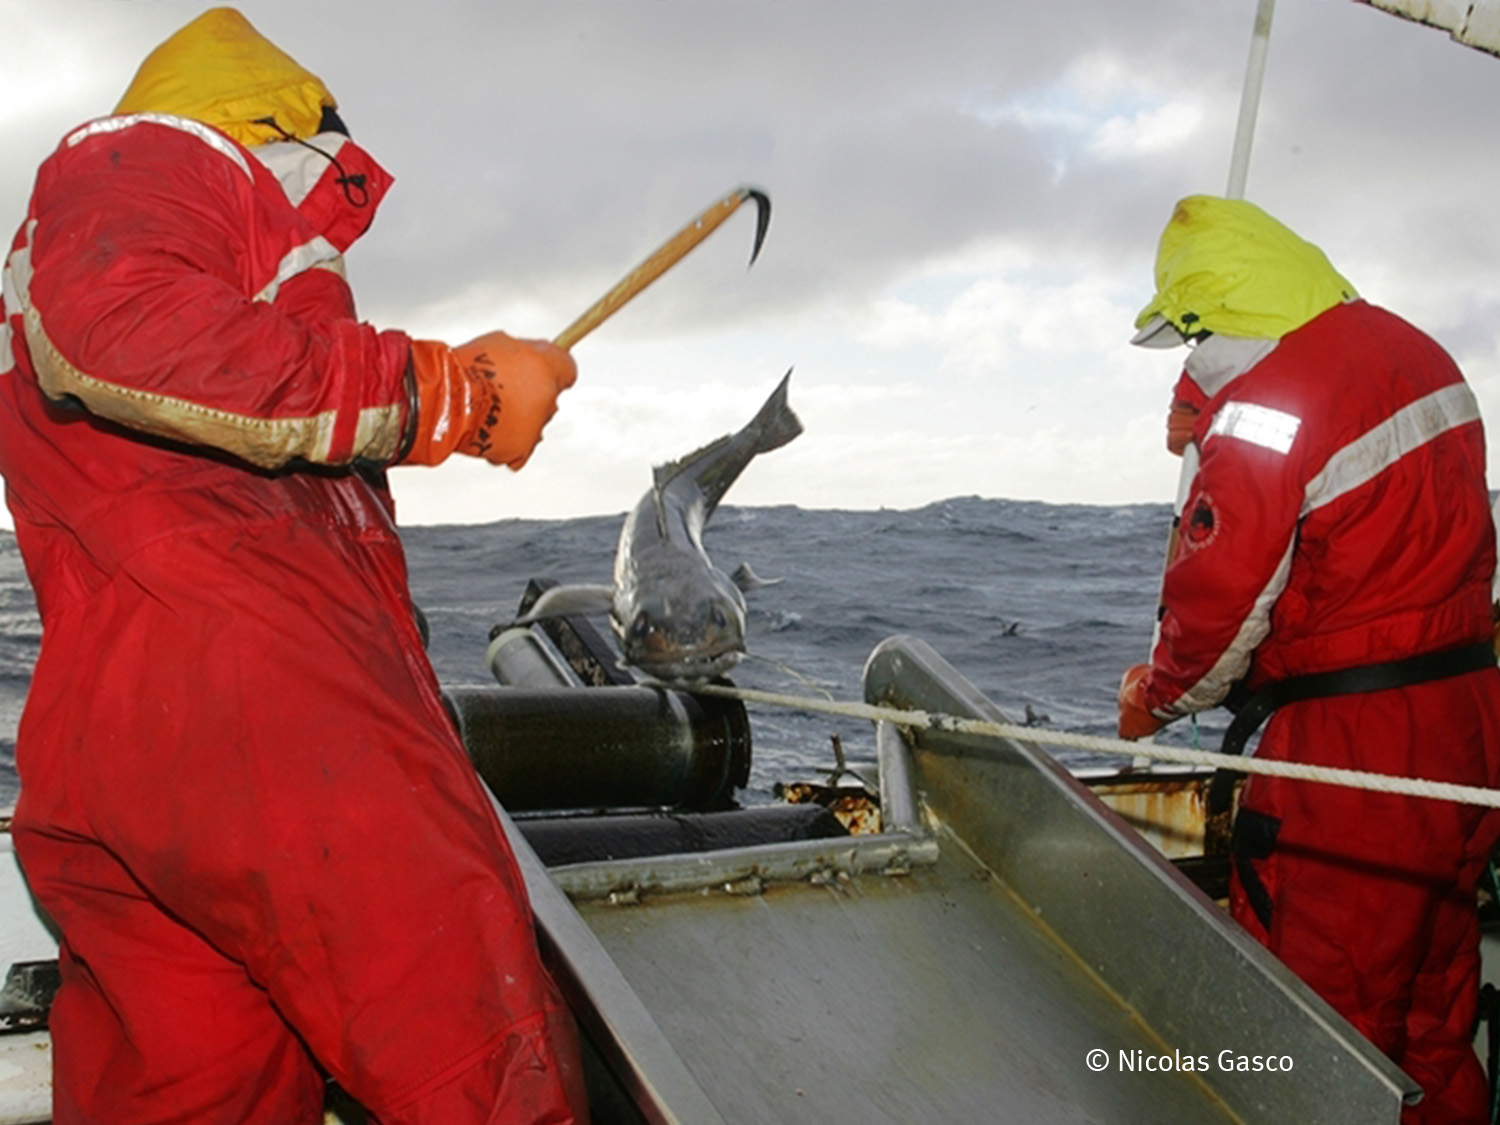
[1208,640,1498,815]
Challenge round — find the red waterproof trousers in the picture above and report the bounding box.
[12,512,584,1123]
[1230,672,1500,1125]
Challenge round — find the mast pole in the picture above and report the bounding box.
[1156,0,1278,645]
[1227,0,1277,200]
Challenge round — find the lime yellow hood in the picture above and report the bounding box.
[1135,195,1357,341]
[115,7,335,147]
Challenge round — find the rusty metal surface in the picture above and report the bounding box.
[1080,768,1215,860]
[545,828,937,902]
[773,781,882,835]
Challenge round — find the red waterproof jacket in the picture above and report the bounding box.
[1147,301,1500,1122]
[0,114,582,1121]
[1143,300,1495,719]
[0,114,412,608]
[1132,196,1500,1123]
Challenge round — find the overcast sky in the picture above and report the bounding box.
[3,1,1499,527]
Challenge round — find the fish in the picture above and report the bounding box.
[517,370,802,681]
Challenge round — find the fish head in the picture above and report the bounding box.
[615,567,748,682]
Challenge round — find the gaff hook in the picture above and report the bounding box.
[553,186,772,352]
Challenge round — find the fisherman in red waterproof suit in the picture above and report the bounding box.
[1117,195,1500,1124]
[0,9,587,1123]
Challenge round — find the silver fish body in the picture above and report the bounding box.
[613,371,801,680]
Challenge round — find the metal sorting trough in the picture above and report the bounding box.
[507,635,1419,1124]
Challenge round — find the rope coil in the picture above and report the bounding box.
[677,681,1500,810]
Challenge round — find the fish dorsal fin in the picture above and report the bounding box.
[653,435,732,497]
[651,432,732,535]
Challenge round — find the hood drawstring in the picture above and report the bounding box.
[253,116,368,208]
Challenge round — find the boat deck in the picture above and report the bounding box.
[497,636,1417,1123]
[575,823,1235,1123]
[0,632,1432,1123]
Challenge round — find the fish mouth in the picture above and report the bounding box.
[620,609,745,683]
[628,644,744,684]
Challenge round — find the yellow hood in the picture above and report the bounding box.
[1135,195,1357,341]
[115,7,334,147]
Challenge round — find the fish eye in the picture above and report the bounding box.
[709,606,728,629]
[631,612,652,638]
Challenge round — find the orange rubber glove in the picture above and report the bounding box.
[1166,399,1200,457]
[1117,663,1167,740]
[402,332,577,469]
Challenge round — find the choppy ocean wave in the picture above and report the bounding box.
[0,498,1227,810]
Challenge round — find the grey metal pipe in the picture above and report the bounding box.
[875,720,923,833]
[1227,0,1276,199]
[486,627,582,688]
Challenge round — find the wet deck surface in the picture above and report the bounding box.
[576,826,1238,1124]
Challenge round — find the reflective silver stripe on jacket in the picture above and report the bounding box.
[1303,383,1481,516]
[249,135,351,303]
[1207,401,1301,454]
[1168,381,1482,720]
[66,113,255,180]
[2,221,38,373]
[251,132,351,207]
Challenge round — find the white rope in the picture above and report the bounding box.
[677,681,1500,810]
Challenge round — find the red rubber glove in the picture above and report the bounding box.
[402,332,577,469]
[1117,663,1167,740]
[1166,399,1200,457]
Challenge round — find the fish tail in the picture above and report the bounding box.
[749,368,803,455]
[651,369,803,512]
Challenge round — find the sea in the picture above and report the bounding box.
[0,497,1233,812]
